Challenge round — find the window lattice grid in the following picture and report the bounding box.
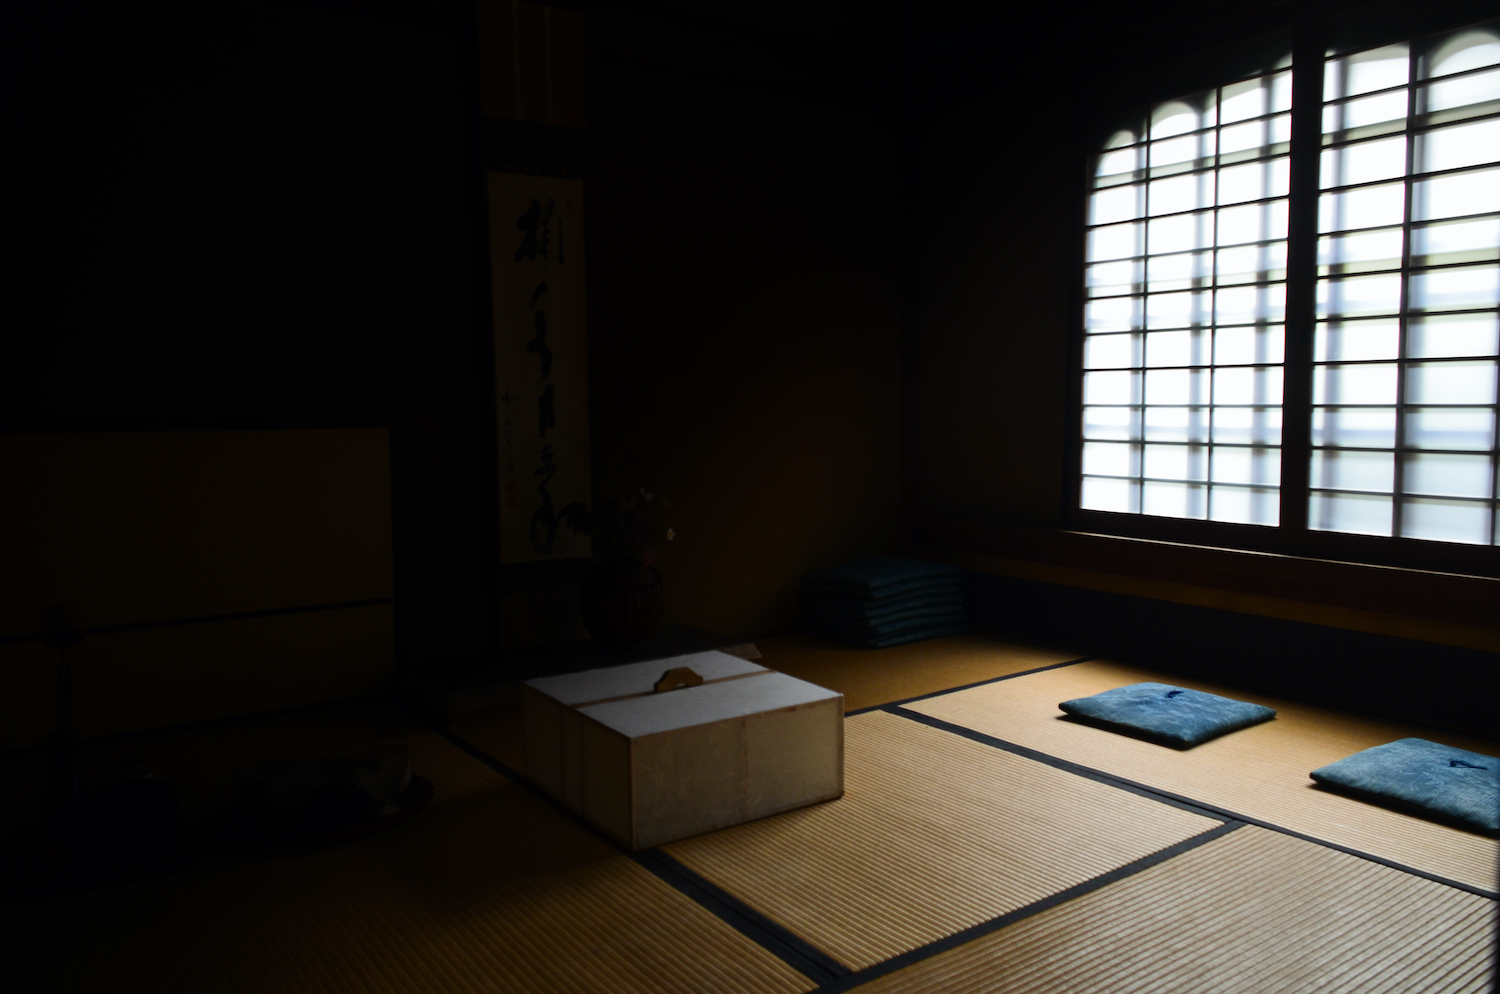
[1311,27,1500,543]
[1082,63,1292,524]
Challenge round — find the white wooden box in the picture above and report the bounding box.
[522,650,844,849]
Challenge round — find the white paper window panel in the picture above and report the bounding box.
[1316,273,1403,318]
[1312,407,1398,448]
[1086,260,1143,297]
[1216,283,1287,324]
[1217,158,1290,206]
[1322,135,1409,188]
[1316,319,1401,361]
[1312,448,1396,492]
[1145,368,1209,405]
[1151,132,1216,168]
[1407,313,1500,357]
[1414,167,1500,221]
[1092,184,1145,225]
[1084,370,1141,405]
[1217,200,1289,245]
[1143,481,1207,519]
[1145,329,1209,367]
[1216,242,1289,284]
[1148,211,1216,254]
[1323,90,1410,133]
[1401,497,1493,544]
[1146,290,1212,329]
[1403,451,1495,498]
[1150,172,1217,216]
[1083,406,1140,440]
[1096,146,1143,181]
[1218,114,1292,157]
[1084,332,1140,370]
[1087,222,1144,262]
[1416,118,1500,174]
[1214,407,1283,445]
[1319,228,1404,274]
[1083,440,1137,477]
[1144,443,1208,481]
[1406,360,1499,404]
[1215,325,1285,365]
[1320,182,1407,232]
[1421,31,1500,79]
[1211,446,1281,485]
[1325,45,1410,101]
[1086,295,1142,332]
[1220,72,1292,124]
[1144,406,1212,442]
[1214,366,1285,405]
[1406,407,1497,449]
[1082,475,1138,513]
[1421,67,1500,114]
[1314,363,1399,405]
[1210,486,1281,525]
[1152,98,1216,138]
[1409,264,1500,311]
[1412,216,1500,265]
[1148,250,1213,292]
[1310,490,1394,535]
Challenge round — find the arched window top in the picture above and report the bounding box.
[1324,43,1408,100]
[1422,28,1500,78]
[1150,99,1213,138]
[1104,129,1138,150]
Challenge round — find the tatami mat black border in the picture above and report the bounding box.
[892,708,1500,901]
[426,721,848,986]
[843,656,1097,717]
[633,850,851,985]
[810,820,1246,994]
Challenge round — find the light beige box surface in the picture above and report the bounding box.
[523,650,844,849]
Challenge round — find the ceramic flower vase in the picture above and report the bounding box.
[579,564,664,651]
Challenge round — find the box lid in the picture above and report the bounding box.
[525,650,768,707]
[579,671,841,738]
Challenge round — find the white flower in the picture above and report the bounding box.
[666,528,676,541]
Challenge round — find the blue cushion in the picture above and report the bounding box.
[1310,738,1499,832]
[1059,682,1277,747]
[801,597,966,629]
[803,607,968,641]
[804,557,961,594]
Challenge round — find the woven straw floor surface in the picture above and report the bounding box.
[665,709,1219,970]
[904,660,1500,891]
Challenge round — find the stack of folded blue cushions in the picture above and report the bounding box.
[799,556,966,648]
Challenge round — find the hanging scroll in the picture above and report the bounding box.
[489,173,591,564]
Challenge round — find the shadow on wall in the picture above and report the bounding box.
[0,430,395,747]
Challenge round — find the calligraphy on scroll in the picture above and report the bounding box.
[489,173,591,564]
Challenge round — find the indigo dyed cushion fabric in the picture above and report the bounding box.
[799,557,966,648]
[1059,682,1276,747]
[802,557,961,593]
[1310,738,1499,832]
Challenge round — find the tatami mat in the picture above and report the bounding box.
[664,709,1219,971]
[759,632,1084,713]
[3,704,816,994]
[847,825,1496,994]
[904,660,1500,892]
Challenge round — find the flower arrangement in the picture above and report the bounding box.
[559,486,675,571]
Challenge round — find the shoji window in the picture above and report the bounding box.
[1080,21,1500,552]
[1313,30,1500,543]
[1083,61,1293,523]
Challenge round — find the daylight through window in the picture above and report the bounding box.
[1081,24,1500,548]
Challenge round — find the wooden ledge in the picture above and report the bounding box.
[904,512,1500,653]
